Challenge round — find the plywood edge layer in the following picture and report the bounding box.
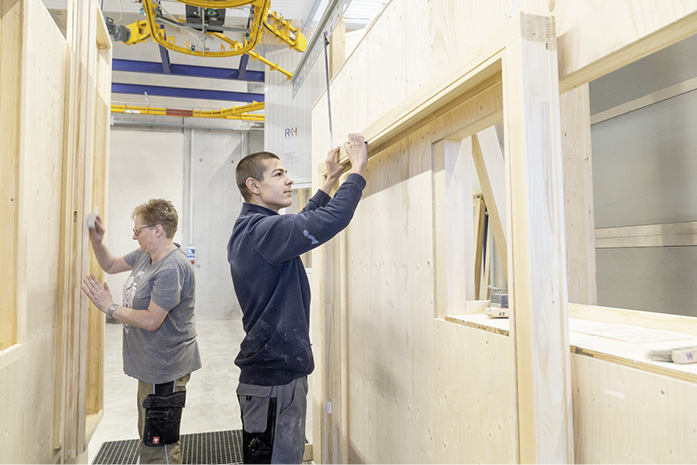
[559,8,697,92]
[444,314,510,337]
[595,220,697,248]
[445,312,697,383]
[569,303,697,336]
[570,345,697,384]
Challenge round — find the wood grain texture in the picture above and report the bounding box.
[503,14,573,463]
[310,1,697,463]
[0,0,110,462]
[433,139,475,319]
[572,354,697,463]
[557,1,697,91]
[86,12,112,436]
[0,0,22,352]
[434,320,516,463]
[560,84,597,305]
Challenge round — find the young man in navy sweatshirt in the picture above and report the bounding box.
[227,133,368,463]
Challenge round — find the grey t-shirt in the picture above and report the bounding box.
[121,245,202,384]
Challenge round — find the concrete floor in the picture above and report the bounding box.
[87,317,313,463]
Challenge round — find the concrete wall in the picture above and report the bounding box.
[107,125,263,320]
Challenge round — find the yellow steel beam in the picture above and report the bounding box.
[265,10,307,52]
[111,101,265,121]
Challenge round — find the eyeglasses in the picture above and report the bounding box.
[132,224,155,236]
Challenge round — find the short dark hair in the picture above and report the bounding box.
[131,199,178,238]
[236,151,280,201]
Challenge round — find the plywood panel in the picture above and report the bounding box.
[313,60,512,463]
[311,1,697,464]
[0,0,22,352]
[572,354,697,463]
[318,0,697,159]
[434,321,516,463]
[19,0,68,461]
[343,131,435,463]
[0,0,110,462]
[557,1,697,90]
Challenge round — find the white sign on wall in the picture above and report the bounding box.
[284,127,299,163]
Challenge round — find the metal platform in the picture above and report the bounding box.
[92,429,244,464]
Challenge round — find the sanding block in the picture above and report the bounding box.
[87,206,98,229]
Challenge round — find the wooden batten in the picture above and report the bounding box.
[473,194,487,297]
[0,0,22,354]
[433,139,475,318]
[329,19,345,80]
[560,84,597,305]
[471,126,508,282]
[503,14,573,463]
[86,2,112,439]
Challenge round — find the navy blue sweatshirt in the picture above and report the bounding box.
[227,173,366,386]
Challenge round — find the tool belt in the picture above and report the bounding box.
[142,390,186,447]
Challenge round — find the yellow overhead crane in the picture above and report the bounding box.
[109,0,307,120]
[111,101,265,120]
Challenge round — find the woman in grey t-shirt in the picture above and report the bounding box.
[81,198,201,464]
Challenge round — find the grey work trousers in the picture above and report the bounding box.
[237,376,308,464]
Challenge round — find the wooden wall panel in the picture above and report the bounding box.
[0,0,110,462]
[9,1,67,462]
[572,354,697,463]
[312,45,513,463]
[321,0,697,150]
[434,321,516,464]
[343,132,434,463]
[311,1,697,464]
[557,1,697,90]
[0,0,21,352]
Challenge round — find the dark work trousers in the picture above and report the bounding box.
[237,376,308,464]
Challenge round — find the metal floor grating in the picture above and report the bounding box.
[93,429,244,464]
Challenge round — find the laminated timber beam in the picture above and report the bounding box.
[502,14,572,463]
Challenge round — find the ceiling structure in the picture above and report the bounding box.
[42,0,389,123]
